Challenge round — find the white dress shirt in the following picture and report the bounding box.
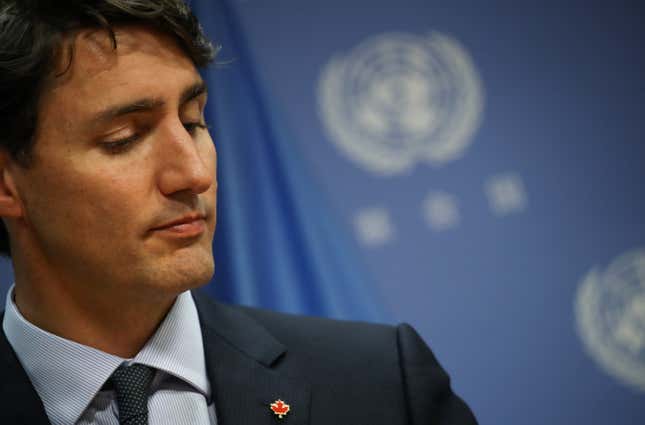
[2,287,217,425]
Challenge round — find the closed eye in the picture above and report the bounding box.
[184,122,210,136]
[101,121,209,155]
[102,133,140,154]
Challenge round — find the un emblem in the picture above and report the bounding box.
[318,32,484,175]
[575,249,645,391]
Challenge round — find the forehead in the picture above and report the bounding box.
[57,25,195,80]
[40,26,200,120]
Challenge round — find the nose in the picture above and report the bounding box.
[156,120,214,197]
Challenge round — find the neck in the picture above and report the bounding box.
[12,269,176,359]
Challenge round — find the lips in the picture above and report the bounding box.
[151,213,207,237]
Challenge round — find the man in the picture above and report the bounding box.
[0,1,477,424]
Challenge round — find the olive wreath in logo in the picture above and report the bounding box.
[575,249,645,392]
[318,32,484,175]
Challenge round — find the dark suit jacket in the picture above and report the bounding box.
[0,291,477,424]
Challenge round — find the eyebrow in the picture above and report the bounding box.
[91,81,208,125]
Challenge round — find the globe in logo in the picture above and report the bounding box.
[318,32,484,175]
[575,249,645,391]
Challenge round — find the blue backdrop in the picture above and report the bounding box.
[1,0,644,424]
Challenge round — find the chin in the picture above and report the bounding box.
[175,252,214,290]
[143,246,215,295]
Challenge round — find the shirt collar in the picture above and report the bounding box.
[2,287,209,425]
[133,290,211,397]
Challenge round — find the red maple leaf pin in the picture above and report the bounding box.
[270,399,290,419]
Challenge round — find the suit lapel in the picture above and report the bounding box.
[0,313,51,425]
[192,292,311,425]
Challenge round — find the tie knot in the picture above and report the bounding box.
[110,363,155,425]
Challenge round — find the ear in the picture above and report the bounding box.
[0,151,24,218]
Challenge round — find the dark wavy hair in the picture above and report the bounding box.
[0,0,217,256]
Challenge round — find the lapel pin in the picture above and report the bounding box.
[270,398,290,419]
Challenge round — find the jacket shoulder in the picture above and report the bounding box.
[236,304,401,366]
[193,293,478,424]
[233,304,478,425]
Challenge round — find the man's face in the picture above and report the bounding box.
[9,27,217,298]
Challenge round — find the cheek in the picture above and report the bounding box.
[78,169,149,228]
[23,163,144,237]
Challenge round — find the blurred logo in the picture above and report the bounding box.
[318,32,484,175]
[575,249,645,391]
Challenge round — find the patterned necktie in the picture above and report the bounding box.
[110,363,155,425]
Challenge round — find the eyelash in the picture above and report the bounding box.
[102,122,210,154]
